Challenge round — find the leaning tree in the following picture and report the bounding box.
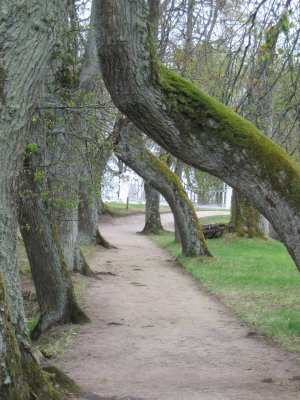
[95,0,300,269]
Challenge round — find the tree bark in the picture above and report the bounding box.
[174,158,183,243]
[113,119,210,257]
[19,153,89,340]
[78,180,99,244]
[0,0,70,396]
[230,189,266,238]
[77,2,112,245]
[95,0,300,269]
[141,181,164,234]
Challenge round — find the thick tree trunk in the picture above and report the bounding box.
[77,4,112,245]
[19,155,89,340]
[113,119,210,257]
[174,159,183,243]
[57,207,81,272]
[78,180,99,244]
[0,0,70,396]
[230,190,266,238]
[0,271,30,399]
[95,0,300,269]
[141,181,164,234]
[48,130,81,272]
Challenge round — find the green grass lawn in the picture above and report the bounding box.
[150,229,300,353]
[200,214,230,225]
[104,202,170,217]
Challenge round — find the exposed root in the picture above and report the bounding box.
[96,228,117,249]
[43,365,82,397]
[80,249,102,279]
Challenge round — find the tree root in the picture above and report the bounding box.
[80,249,102,279]
[95,228,117,249]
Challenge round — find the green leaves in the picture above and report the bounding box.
[26,143,38,153]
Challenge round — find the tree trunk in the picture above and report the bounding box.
[0,270,30,399]
[48,129,81,273]
[77,3,112,245]
[78,180,99,244]
[19,154,89,340]
[0,0,70,396]
[174,159,183,243]
[141,181,164,234]
[113,119,210,257]
[230,190,266,238]
[95,0,300,269]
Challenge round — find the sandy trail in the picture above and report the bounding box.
[64,213,300,400]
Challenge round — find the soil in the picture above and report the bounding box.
[62,212,300,400]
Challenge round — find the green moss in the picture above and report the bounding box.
[23,360,61,400]
[43,366,82,396]
[157,64,300,211]
[146,149,210,255]
[232,191,266,239]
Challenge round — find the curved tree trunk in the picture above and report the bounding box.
[141,181,164,234]
[113,119,210,257]
[95,0,300,269]
[19,154,89,340]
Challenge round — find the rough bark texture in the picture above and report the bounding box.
[141,181,164,234]
[113,119,210,257]
[0,0,70,396]
[231,190,267,238]
[78,180,99,244]
[0,272,61,400]
[95,0,300,269]
[77,3,112,245]
[18,154,89,340]
[174,159,183,243]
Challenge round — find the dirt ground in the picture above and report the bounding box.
[63,212,300,400]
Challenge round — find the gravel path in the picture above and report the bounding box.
[65,213,300,400]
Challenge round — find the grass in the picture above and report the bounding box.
[104,201,171,217]
[200,214,230,225]
[150,228,300,354]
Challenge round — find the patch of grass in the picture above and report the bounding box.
[150,231,300,353]
[200,214,230,225]
[104,202,170,217]
[36,325,80,362]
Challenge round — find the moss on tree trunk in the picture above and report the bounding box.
[95,0,300,269]
[231,190,267,238]
[113,118,210,257]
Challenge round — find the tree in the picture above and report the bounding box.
[113,118,210,257]
[95,0,300,269]
[142,181,165,234]
[18,148,89,340]
[0,0,72,397]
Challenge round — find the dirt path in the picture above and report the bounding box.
[64,213,300,400]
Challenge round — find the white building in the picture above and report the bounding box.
[102,167,231,209]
